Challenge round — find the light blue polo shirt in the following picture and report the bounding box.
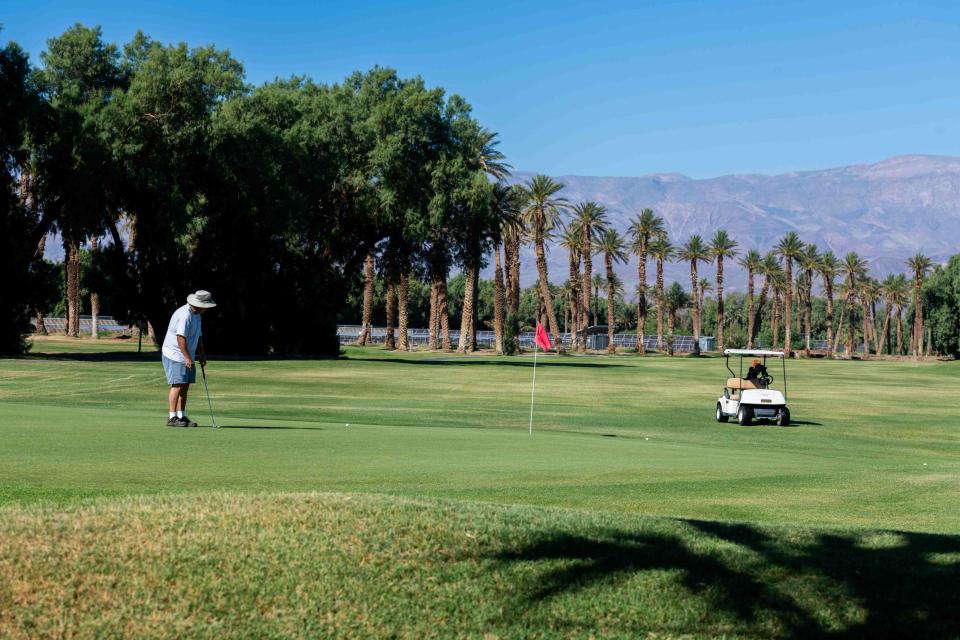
[161,304,202,363]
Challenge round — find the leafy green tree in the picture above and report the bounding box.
[921,257,959,356]
[0,36,46,353]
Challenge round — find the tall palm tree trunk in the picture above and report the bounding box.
[427,280,438,350]
[568,249,580,349]
[752,278,770,348]
[825,280,835,357]
[833,301,846,355]
[744,270,755,349]
[493,243,505,355]
[637,247,648,354]
[64,238,79,338]
[716,255,726,352]
[656,259,665,351]
[34,235,48,335]
[470,267,479,352]
[509,237,521,314]
[581,248,592,352]
[606,254,616,354]
[845,296,856,357]
[771,290,780,348]
[912,279,922,356]
[358,252,375,346]
[878,303,892,356]
[384,282,396,350]
[689,262,701,356]
[396,272,410,351]
[533,234,561,350]
[457,262,477,353]
[895,306,903,356]
[439,280,451,351]
[804,271,813,355]
[860,292,870,358]
[89,236,100,339]
[783,260,793,355]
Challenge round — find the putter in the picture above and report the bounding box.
[200,362,219,429]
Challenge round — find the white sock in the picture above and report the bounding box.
[176,410,185,419]
[169,411,176,419]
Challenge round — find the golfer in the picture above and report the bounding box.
[161,290,216,427]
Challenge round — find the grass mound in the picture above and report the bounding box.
[2,492,957,639]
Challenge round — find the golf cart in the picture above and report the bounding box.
[716,349,790,426]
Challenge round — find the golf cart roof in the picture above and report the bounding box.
[723,349,785,358]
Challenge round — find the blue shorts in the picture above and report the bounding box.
[162,355,196,385]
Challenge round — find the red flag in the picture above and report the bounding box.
[534,322,552,351]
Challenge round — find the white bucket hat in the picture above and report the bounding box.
[187,290,217,308]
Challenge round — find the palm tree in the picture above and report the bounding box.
[906,253,933,356]
[709,230,738,352]
[698,277,712,325]
[520,175,569,350]
[491,183,522,354]
[384,283,396,350]
[891,273,909,355]
[663,282,690,356]
[863,277,883,355]
[591,273,605,325]
[817,251,839,356]
[770,269,788,348]
[597,229,628,353]
[752,253,782,347]
[877,274,900,355]
[629,209,665,354]
[837,252,867,356]
[738,249,762,348]
[558,225,583,349]
[648,234,674,352]
[678,235,710,355]
[358,252,376,346]
[570,201,609,351]
[798,244,819,355]
[775,232,804,355]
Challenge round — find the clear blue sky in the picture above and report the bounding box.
[4,0,959,178]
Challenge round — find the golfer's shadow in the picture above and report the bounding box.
[218,424,325,431]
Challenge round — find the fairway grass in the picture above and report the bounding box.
[2,492,957,639]
[1,337,959,637]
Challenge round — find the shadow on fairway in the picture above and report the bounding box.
[490,521,960,638]
[346,357,631,369]
[218,425,325,431]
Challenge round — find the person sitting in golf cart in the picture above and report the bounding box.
[745,359,769,388]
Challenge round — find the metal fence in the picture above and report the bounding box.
[338,325,714,353]
[33,315,134,334]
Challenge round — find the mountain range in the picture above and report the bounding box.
[505,154,960,292]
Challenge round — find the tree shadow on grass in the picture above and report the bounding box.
[488,520,960,638]
[345,357,631,369]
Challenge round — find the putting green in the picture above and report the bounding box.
[2,336,957,533]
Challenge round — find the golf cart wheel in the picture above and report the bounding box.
[737,405,753,426]
[715,403,728,423]
[777,407,791,427]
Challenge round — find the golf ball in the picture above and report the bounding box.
[346,423,350,427]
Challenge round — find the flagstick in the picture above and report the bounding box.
[528,340,538,436]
